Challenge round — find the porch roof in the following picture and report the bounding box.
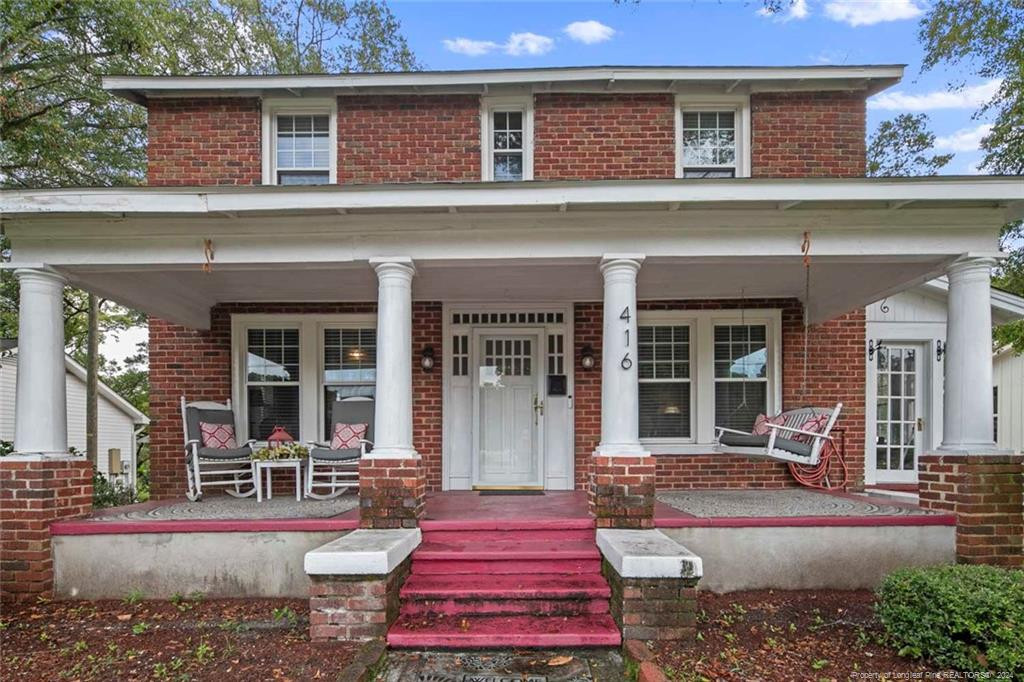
[2,177,1019,330]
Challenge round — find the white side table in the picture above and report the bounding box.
[253,459,304,502]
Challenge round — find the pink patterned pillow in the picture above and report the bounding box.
[752,413,785,435]
[795,414,830,443]
[200,422,237,449]
[330,423,368,450]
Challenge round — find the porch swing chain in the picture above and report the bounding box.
[801,231,811,406]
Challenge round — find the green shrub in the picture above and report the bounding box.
[876,564,1024,675]
[92,467,138,508]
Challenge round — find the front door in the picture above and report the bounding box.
[873,344,924,483]
[473,332,542,488]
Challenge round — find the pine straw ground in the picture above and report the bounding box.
[0,596,359,681]
[650,590,939,681]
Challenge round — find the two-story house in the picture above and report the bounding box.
[3,66,1022,635]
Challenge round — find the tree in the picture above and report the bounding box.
[867,114,953,177]
[919,0,1024,352]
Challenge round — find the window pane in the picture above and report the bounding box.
[323,328,377,384]
[714,382,767,432]
[247,385,299,441]
[494,153,523,181]
[278,171,330,185]
[638,325,689,381]
[247,328,300,382]
[323,386,375,440]
[714,325,767,378]
[681,109,737,173]
[640,383,691,438]
[276,113,330,179]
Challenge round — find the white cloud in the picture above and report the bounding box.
[934,124,993,153]
[759,0,809,22]
[442,37,500,56]
[823,0,923,26]
[564,20,616,44]
[505,32,554,56]
[868,79,1002,111]
[442,32,554,57]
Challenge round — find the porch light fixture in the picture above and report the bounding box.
[579,344,596,370]
[420,346,435,372]
[867,339,885,361]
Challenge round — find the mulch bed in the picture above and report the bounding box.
[650,590,938,681]
[0,596,362,681]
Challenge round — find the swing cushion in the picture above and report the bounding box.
[718,432,813,458]
[752,413,786,435]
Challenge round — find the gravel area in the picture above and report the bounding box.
[91,494,359,521]
[656,489,935,517]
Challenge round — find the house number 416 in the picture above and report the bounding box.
[619,306,633,370]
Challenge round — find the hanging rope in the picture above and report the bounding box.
[202,239,215,273]
[800,232,811,406]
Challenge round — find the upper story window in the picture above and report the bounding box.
[675,98,750,179]
[481,97,533,182]
[261,98,337,186]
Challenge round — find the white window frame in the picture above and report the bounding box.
[261,97,338,186]
[638,321,696,444]
[231,313,376,443]
[674,94,751,179]
[638,309,782,453]
[480,96,534,182]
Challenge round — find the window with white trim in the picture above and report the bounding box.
[638,325,692,439]
[245,327,301,440]
[262,99,337,186]
[322,328,376,440]
[680,110,738,178]
[637,310,780,449]
[482,98,533,181]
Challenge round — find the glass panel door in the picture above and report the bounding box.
[874,345,923,481]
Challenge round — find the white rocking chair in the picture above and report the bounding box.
[305,396,373,500]
[715,403,842,466]
[181,397,257,501]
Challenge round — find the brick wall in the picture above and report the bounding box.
[338,96,480,184]
[603,560,699,641]
[0,457,92,603]
[309,556,410,641]
[147,98,262,186]
[573,299,866,492]
[534,94,675,180]
[751,91,866,178]
[149,301,442,499]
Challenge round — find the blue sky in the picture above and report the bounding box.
[390,0,997,175]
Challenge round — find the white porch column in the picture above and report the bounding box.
[13,268,68,455]
[939,256,999,452]
[368,257,419,459]
[595,255,649,457]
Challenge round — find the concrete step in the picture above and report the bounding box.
[401,572,612,600]
[411,558,603,575]
[413,538,601,562]
[421,528,596,544]
[419,517,595,532]
[399,597,609,617]
[387,613,622,649]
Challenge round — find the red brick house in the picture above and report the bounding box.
[4,67,1022,637]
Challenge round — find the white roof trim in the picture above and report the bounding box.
[3,348,149,424]
[102,65,905,102]
[3,176,1022,218]
[921,279,1024,320]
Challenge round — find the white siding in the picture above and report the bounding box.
[994,350,1024,454]
[0,356,138,483]
[867,290,947,323]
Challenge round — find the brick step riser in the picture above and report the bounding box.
[411,559,603,575]
[399,598,610,617]
[420,529,596,543]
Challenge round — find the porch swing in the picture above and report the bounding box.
[713,232,847,489]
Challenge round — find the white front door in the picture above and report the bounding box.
[873,343,924,483]
[474,331,542,488]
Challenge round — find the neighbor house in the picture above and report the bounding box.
[0,347,147,484]
[3,65,1022,645]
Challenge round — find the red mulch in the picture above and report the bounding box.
[0,597,359,681]
[651,590,938,681]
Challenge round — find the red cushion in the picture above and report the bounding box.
[795,414,830,443]
[752,413,785,435]
[200,422,237,449]
[330,422,368,450]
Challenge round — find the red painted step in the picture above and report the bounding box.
[419,517,595,532]
[412,558,602,575]
[401,572,611,600]
[421,528,596,543]
[387,613,622,649]
[399,597,609,617]
[414,538,601,561]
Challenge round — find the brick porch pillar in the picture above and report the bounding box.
[918,256,1023,567]
[360,258,425,528]
[590,255,654,528]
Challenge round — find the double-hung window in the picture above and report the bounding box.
[262,99,337,186]
[482,98,533,182]
[676,99,749,179]
[245,327,301,440]
[322,327,377,440]
[637,310,780,451]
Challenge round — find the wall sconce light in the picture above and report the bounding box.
[420,346,435,372]
[936,340,946,362]
[579,344,595,370]
[867,339,885,361]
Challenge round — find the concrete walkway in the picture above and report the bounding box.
[379,649,627,682]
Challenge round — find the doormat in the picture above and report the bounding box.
[478,490,545,496]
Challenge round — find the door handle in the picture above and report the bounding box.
[533,395,544,424]
[916,417,924,432]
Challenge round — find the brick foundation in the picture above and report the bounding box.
[358,459,426,529]
[602,560,699,641]
[918,453,1024,567]
[0,456,93,603]
[309,557,411,641]
[589,456,656,529]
